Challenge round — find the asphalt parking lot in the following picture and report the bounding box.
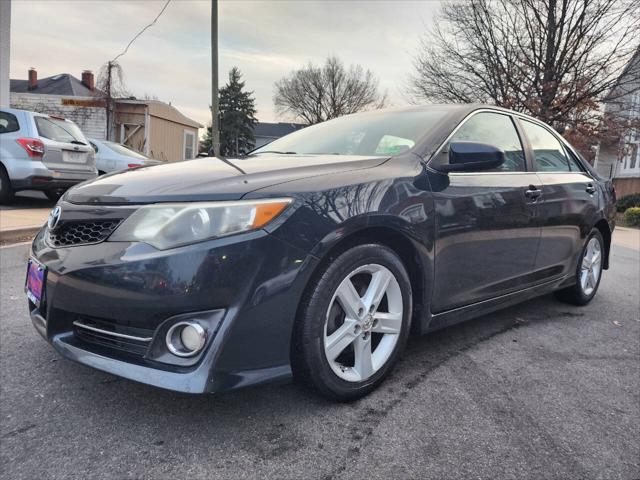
[0,191,54,211]
[1,230,638,480]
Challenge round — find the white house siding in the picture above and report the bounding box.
[9,92,107,140]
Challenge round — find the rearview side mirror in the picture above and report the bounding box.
[435,141,505,173]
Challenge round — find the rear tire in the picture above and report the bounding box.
[554,228,604,305]
[0,165,14,204]
[292,244,412,401]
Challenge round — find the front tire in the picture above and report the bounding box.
[554,228,604,305]
[293,244,412,401]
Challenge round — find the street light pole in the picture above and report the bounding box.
[211,0,220,157]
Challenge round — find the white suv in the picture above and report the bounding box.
[0,108,97,203]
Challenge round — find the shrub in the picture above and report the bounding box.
[616,193,640,213]
[623,207,640,227]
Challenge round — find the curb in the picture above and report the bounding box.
[0,225,42,243]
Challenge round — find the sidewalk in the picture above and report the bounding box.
[0,208,49,242]
[613,226,640,251]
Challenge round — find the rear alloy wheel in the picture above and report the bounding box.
[555,228,604,305]
[293,244,412,401]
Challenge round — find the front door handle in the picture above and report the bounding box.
[586,184,596,194]
[525,185,542,200]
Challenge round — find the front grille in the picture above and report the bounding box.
[47,219,120,247]
[73,318,153,357]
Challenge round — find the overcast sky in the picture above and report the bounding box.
[10,0,441,127]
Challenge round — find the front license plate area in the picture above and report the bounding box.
[26,258,46,308]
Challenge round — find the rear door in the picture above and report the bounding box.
[430,111,542,312]
[518,118,598,279]
[32,115,95,174]
[0,110,27,163]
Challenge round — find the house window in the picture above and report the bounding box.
[183,130,196,160]
[630,143,638,169]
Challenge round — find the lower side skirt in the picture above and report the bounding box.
[424,274,572,333]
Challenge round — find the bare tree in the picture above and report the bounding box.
[274,56,387,124]
[96,60,128,141]
[409,0,640,159]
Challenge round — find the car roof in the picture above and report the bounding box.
[0,107,77,121]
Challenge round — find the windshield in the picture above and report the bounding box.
[105,141,148,159]
[35,116,87,144]
[252,109,450,157]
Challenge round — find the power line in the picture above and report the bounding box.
[112,0,172,62]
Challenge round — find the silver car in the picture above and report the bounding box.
[88,138,160,174]
[0,108,97,203]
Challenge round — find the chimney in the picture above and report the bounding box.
[28,68,37,90]
[81,70,94,91]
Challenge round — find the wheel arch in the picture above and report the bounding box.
[593,218,612,270]
[294,225,431,339]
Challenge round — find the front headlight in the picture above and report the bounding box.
[109,198,292,250]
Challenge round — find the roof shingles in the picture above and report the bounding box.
[10,74,96,96]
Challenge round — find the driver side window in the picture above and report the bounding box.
[448,112,526,172]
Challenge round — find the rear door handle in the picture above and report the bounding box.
[586,184,596,194]
[525,185,542,200]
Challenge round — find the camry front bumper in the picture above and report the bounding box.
[28,223,318,393]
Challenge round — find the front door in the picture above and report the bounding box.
[429,111,542,312]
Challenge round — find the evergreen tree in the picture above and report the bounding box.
[220,67,257,156]
[201,68,257,157]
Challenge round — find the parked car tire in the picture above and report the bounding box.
[45,190,64,202]
[554,228,604,305]
[0,164,14,204]
[293,244,412,401]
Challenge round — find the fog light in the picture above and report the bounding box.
[166,321,206,357]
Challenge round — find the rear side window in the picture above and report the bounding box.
[448,112,525,171]
[521,120,570,172]
[0,112,20,134]
[35,116,87,144]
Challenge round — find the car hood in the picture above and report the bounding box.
[65,154,388,204]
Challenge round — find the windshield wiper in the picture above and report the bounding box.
[253,150,297,155]
[69,140,87,146]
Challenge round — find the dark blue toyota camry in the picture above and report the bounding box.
[26,105,616,400]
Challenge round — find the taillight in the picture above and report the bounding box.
[127,163,141,168]
[16,138,45,158]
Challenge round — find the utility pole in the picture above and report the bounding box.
[211,0,220,157]
[0,0,11,108]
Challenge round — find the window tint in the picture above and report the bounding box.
[449,112,525,171]
[521,120,570,172]
[0,112,20,134]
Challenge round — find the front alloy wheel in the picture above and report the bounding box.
[293,244,412,401]
[324,264,403,382]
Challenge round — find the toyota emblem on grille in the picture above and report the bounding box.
[48,206,62,231]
